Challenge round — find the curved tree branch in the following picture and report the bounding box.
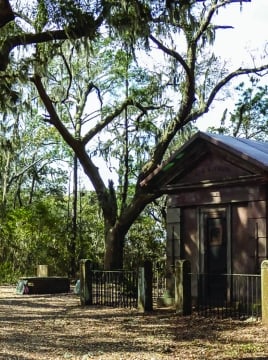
[81,98,135,145]
[149,34,191,79]
[81,100,160,145]
[0,0,14,28]
[195,0,251,44]
[60,48,73,104]
[0,13,104,71]
[31,74,108,199]
[141,62,268,178]
[31,74,76,145]
[189,64,268,122]
[176,66,267,131]
[33,75,118,225]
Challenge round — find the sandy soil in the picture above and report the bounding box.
[1,286,268,360]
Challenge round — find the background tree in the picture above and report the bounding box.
[123,199,166,269]
[0,96,70,210]
[208,77,268,140]
[0,189,105,283]
[1,0,268,270]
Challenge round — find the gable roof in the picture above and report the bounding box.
[140,131,268,190]
[202,132,268,167]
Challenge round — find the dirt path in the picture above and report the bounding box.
[1,286,268,360]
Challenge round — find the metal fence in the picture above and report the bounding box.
[192,273,261,319]
[81,262,262,319]
[85,264,165,309]
[89,269,138,308]
[152,266,167,304]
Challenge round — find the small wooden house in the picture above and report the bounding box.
[141,132,268,303]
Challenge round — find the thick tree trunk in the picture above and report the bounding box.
[103,191,157,270]
[0,0,14,28]
[103,224,126,270]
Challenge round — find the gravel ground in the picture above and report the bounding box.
[1,286,268,360]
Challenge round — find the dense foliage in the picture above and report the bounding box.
[0,0,267,275]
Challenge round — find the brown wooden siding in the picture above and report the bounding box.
[181,208,199,273]
[169,184,267,208]
[232,204,256,274]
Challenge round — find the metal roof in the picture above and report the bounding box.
[201,132,268,168]
[140,131,268,187]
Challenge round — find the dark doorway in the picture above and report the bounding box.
[204,213,227,306]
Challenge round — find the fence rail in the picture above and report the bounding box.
[80,260,153,311]
[89,269,138,308]
[192,272,261,319]
[79,259,263,320]
[153,267,167,303]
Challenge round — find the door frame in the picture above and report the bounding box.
[198,205,232,302]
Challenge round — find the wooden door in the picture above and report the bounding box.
[205,214,227,305]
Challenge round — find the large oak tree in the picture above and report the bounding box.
[1,0,268,269]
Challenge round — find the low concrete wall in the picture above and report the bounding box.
[20,277,70,294]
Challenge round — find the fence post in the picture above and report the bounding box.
[138,260,153,312]
[261,260,268,324]
[80,259,92,306]
[174,259,191,315]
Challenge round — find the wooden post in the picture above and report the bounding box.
[174,259,191,315]
[138,261,153,312]
[261,260,268,324]
[80,259,92,306]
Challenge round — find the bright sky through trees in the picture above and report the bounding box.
[197,0,268,130]
[77,0,268,189]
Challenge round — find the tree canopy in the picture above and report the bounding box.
[1,0,268,270]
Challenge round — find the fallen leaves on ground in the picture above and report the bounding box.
[0,286,268,359]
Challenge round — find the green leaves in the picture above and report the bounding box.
[0,0,266,270]
[209,77,268,141]
[34,0,48,32]
[124,200,166,268]
[106,0,151,46]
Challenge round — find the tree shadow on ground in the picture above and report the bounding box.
[0,287,268,359]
